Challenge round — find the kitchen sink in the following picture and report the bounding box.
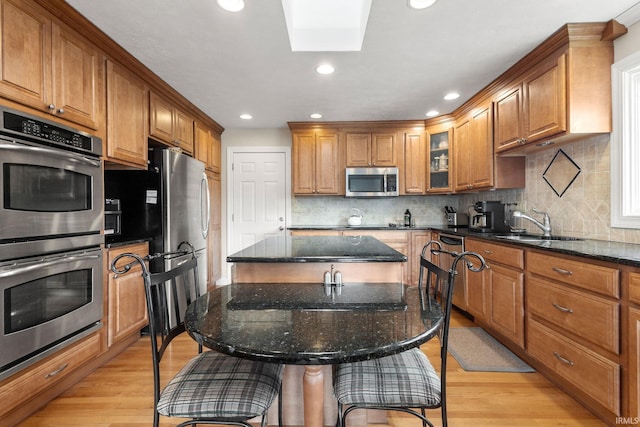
[494,234,583,242]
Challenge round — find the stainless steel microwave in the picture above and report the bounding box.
[345,167,399,197]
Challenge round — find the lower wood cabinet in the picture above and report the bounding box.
[107,242,149,347]
[629,306,640,421]
[627,272,640,421]
[465,238,525,348]
[0,332,101,420]
[527,318,620,415]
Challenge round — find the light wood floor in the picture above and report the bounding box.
[18,310,606,427]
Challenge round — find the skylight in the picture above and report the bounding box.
[281,0,372,52]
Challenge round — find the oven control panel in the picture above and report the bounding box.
[0,108,101,157]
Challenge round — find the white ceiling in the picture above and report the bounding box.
[65,0,640,130]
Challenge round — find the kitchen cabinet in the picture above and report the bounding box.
[105,60,149,168]
[207,172,221,288]
[629,271,640,421]
[0,0,105,130]
[195,121,221,174]
[494,23,613,154]
[291,129,342,195]
[526,250,620,417]
[453,103,494,191]
[426,121,453,193]
[149,91,194,155]
[0,332,101,422]
[345,130,397,167]
[402,131,426,194]
[465,238,525,348]
[343,229,410,285]
[453,102,525,193]
[149,92,194,155]
[107,242,149,347]
[410,231,432,286]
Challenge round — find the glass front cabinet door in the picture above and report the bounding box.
[426,122,453,193]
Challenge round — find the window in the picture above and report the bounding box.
[611,49,640,228]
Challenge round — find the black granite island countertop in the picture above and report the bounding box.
[227,235,408,263]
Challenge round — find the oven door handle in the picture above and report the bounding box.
[0,253,101,278]
[0,140,101,168]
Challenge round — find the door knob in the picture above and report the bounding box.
[279,226,285,231]
[279,217,284,222]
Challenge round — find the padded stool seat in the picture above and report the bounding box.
[333,348,440,408]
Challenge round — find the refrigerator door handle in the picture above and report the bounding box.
[201,173,210,239]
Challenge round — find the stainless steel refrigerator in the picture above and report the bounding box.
[105,147,209,322]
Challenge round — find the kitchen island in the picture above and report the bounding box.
[225,235,408,426]
[227,235,408,284]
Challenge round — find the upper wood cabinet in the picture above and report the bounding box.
[106,60,149,168]
[195,121,221,174]
[345,131,397,167]
[149,91,194,155]
[291,129,341,195]
[402,130,426,194]
[0,0,105,130]
[426,120,453,193]
[453,103,494,192]
[493,23,613,154]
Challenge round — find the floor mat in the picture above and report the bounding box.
[447,327,535,372]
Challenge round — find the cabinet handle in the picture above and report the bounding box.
[553,352,574,367]
[48,103,56,112]
[552,303,573,314]
[551,267,573,276]
[45,363,69,379]
[57,108,65,114]
[483,249,493,254]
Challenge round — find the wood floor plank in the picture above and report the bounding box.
[17,309,606,427]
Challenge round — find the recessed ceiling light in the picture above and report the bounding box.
[408,0,437,9]
[240,114,252,120]
[316,64,335,75]
[310,113,323,119]
[444,92,460,100]
[426,110,439,117]
[217,0,244,12]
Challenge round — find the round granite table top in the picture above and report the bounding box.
[185,282,442,365]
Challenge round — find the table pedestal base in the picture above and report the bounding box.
[303,365,325,427]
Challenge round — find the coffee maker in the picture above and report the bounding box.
[469,201,509,233]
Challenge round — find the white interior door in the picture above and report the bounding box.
[229,151,288,256]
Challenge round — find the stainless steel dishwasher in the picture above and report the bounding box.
[434,232,466,311]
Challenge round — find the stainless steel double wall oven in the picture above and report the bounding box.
[0,107,104,380]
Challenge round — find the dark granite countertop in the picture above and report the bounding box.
[227,235,408,263]
[287,225,640,268]
[185,282,441,364]
[431,227,640,268]
[288,224,432,231]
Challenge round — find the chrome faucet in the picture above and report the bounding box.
[512,208,552,237]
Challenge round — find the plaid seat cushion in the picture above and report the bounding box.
[333,348,441,408]
[158,351,284,419]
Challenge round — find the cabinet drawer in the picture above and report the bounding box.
[466,239,524,269]
[527,251,619,298]
[630,272,640,305]
[0,333,101,417]
[527,319,620,415]
[527,276,619,354]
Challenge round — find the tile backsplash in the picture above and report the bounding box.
[293,134,640,244]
